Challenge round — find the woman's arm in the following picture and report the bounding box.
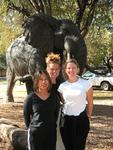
[86,87,93,120]
[23,96,32,128]
[59,93,65,104]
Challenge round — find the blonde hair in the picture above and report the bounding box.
[63,58,80,79]
[45,52,61,65]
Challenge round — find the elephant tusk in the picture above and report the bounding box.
[14,74,32,83]
[67,53,70,60]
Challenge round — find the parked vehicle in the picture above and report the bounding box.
[82,71,113,91]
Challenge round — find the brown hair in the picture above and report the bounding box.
[33,70,52,92]
[63,58,80,79]
[45,52,61,65]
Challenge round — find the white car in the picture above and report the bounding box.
[82,71,113,91]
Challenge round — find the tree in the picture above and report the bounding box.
[0,0,99,69]
[0,3,22,70]
[85,0,113,72]
[5,0,99,36]
[1,0,113,72]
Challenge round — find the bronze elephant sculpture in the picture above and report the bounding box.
[6,13,87,102]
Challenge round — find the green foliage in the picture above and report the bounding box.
[0,0,113,69]
[86,27,113,66]
[85,1,113,67]
[51,0,77,20]
[0,3,22,68]
[0,19,21,68]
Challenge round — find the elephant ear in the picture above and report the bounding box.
[22,13,56,53]
[28,48,45,75]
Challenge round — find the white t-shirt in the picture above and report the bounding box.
[58,77,92,116]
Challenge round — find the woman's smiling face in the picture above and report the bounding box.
[65,62,79,79]
[37,73,49,91]
[46,63,60,81]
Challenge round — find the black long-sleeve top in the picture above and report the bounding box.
[23,92,60,129]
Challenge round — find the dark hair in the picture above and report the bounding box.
[63,58,80,79]
[33,70,52,92]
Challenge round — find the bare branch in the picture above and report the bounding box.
[7,1,31,17]
[75,0,88,28]
[28,0,51,15]
[41,0,52,15]
[7,0,52,16]
[28,0,44,12]
[103,56,112,73]
[81,0,99,37]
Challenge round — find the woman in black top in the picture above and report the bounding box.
[23,70,60,150]
[46,53,61,91]
[45,53,65,150]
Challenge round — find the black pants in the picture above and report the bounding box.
[28,127,56,150]
[60,110,90,150]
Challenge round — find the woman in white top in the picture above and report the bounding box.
[58,58,93,150]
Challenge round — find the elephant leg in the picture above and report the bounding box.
[6,67,15,102]
[25,78,34,94]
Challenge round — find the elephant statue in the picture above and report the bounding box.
[6,13,87,102]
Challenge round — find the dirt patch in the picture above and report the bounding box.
[0,93,113,150]
[86,104,113,150]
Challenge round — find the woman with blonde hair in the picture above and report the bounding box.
[58,58,93,150]
[46,52,61,91]
[45,52,65,150]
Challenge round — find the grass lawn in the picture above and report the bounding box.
[94,90,113,98]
